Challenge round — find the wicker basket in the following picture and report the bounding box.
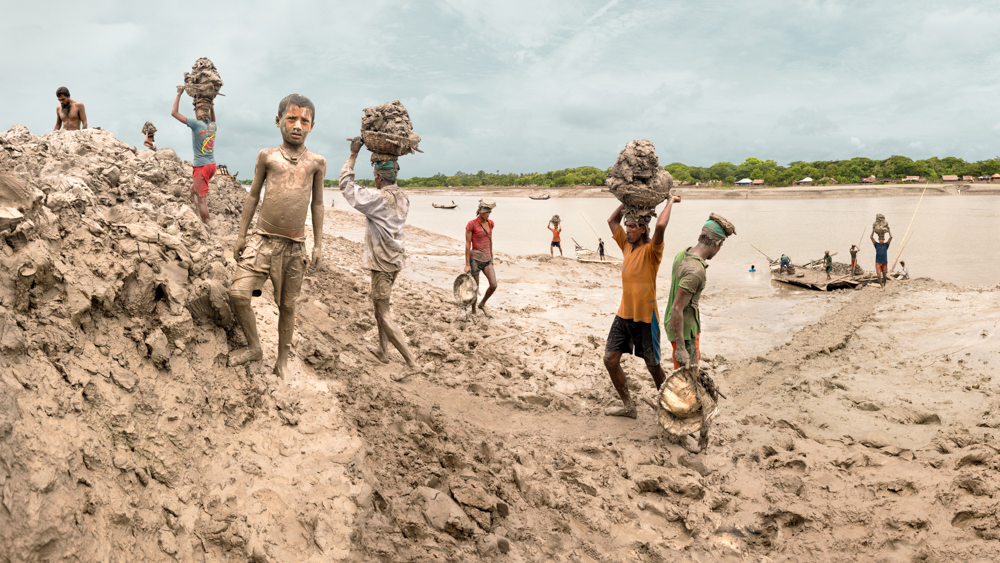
[362,130,421,157]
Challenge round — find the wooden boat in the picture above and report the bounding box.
[432,200,457,209]
[529,194,550,200]
[573,239,621,263]
[770,265,862,291]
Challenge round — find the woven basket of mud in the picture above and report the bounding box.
[362,131,419,157]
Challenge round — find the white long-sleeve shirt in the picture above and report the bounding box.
[339,158,408,272]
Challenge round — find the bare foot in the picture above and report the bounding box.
[391,366,422,382]
[273,361,292,380]
[229,346,263,367]
[603,401,637,419]
[367,345,390,364]
[478,304,493,318]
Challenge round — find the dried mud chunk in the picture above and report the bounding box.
[185,279,233,327]
[145,328,170,367]
[410,486,475,539]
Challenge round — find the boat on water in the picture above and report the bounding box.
[769,266,862,291]
[573,239,621,264]
[432,200,457,209]
[529,194,550,200]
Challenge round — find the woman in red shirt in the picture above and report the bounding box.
[465,199,498,318]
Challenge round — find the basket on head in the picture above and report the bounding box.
[453,272,479,306]
[550,214,561,224]
[873,213,890,235]
[362,131,421,157]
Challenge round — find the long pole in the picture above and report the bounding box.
[749,243,775,264]
[580,213,601,240]
[857,226,866,250]
[891,230,916,271]
[891,186,926,270]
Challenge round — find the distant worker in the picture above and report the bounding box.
[598,238,606,261]
[849,244,859,274]
[171,86,217,223]
[824,250,833,280]
[749,265,756,273]
[871,229,892,288]
[666,216,735,374]
[602,196,681,419]
[548,220,563,257]
[900,260,910,280]
[142,121,157,151]
[342,137,418,377]
[53,86,87,131]
[779,254,791,274]
[465,199,498,318]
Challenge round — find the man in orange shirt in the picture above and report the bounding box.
[548,219,563,257]
[602,196,681,418]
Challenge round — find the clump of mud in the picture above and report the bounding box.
[605,139,673,216]
[360,100,422,162]
[873,213,890,235]
[141,122,156,136]
[183,57,224,104]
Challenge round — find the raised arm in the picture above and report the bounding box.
[210,105,216,123]
[607,203,624,235]
[54,107,62,131]
[651,195,681,246]
[235,151,268,257]
[171,89,187,125]
[78,103,88,129]
[870,231,877,245]
[309,158,327,270]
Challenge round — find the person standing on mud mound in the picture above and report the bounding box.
[666,217,733,369]
[53,87,87,131]
[340,138,418,378]
[171,86,217,223]
[465,199,498,318]
[824,250,833,280]
[871,229,892,288]
[850,245,859,275]
[602,196,681,418]
[229,94,326,379]
[598,238,606,261]
[548,220,563,257]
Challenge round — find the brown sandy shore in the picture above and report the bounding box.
[396,183,1000,200]
[2,127,1000,561]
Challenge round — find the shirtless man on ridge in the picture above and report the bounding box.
[53,87,87,131]
[229,94,326,379]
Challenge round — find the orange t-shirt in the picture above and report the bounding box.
[613,226,663,324]
[551,226,561,242]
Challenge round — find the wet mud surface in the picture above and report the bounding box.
[1,126,999,561]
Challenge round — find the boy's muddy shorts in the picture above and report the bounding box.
[231,233,306,307]
[370,269,399,301]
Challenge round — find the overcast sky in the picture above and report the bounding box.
[3,1,1000,179]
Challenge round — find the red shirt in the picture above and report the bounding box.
[466,218,494,261]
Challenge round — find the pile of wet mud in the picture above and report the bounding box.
[183,57,224,104]
[0,125,370,562]
[360,100,422,162]
[873,213,890,235]
[605,139,673,218]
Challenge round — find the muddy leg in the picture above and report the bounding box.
[469,271,481,320]
[229,292,263,366]
[478,264,498,317]
[698,412,712,452]
[273,304,295,378]
[603,351,637,418]
[645,363,666,390]
[195,194,209,223]
[374,299,415,368]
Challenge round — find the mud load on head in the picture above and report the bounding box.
[605,139,674,224]
[183,57,224,111]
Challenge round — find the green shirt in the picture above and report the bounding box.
[665,248,707,342]
[824,254,832,267]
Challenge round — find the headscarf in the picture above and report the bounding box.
[374,160,399,183]
[701,220,727,244]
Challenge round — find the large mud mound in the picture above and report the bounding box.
[183,57,224,102]
[0,126,368,562]
[605,139,673,216]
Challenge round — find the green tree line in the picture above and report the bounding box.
[238,155,1000,189]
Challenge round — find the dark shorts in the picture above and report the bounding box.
[551,241,561,248]
[826,265,832,272]
[599,249,605,256]
[470,258,492,276]
[606,315,661,367]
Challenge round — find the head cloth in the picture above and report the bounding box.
[374,160,399,183]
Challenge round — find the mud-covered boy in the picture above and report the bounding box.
[229,94,325,379]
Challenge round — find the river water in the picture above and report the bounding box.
[325,191,999,288]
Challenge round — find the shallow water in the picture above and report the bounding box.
[326,191,1000,288]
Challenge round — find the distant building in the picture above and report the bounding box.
[962,175,975,182]
[796,177,813,186]
[818,176,837,184]
[752,179,765,186]
[978,175,991,182]
[942,174,960,182]
[735,178,753,186]
[901,176,921,183]
[861,175,876,184]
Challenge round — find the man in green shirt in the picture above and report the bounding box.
[665,216,735,368]
[824,250,833,280]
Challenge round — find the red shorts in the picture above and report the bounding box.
[671,335,700,369]
[192,163,216,198]
[875,263,887,274]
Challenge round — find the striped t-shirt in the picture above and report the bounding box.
[466,218,494,261]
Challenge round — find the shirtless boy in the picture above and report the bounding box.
[229,94,326,379]
[53,87,87,131]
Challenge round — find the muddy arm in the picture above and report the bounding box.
[235,150,268,256]
[607,203,624,235]
[670,288,693,365]
[310,158,326,269]
[171,91,187,125]
[651,196,680,246]
[464,229,473,272]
